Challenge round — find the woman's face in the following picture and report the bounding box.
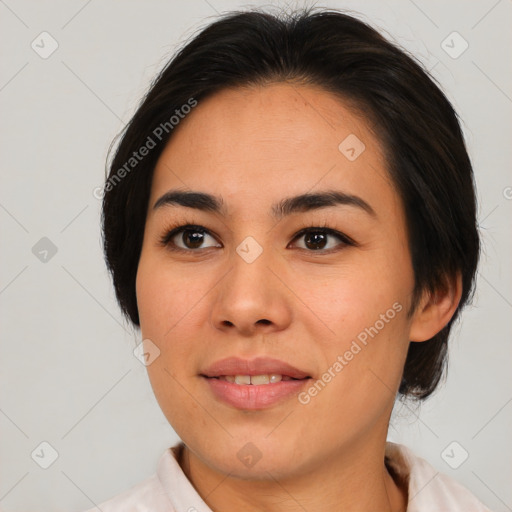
[136,83,418,478]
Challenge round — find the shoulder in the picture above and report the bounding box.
[81,443,212,512]
[82,472,173,512]
[385,442,492,512]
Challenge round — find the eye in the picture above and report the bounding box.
[159,223,355,254]
[160,224,222,252]
[289,227,354,252]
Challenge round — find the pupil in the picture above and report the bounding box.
[184,230,204,249]
[305,232,327,250]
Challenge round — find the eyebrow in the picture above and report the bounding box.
[153,189,376,218]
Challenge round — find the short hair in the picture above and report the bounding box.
[101,8,480,400]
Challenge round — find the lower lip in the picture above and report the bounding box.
[204,377,310,410]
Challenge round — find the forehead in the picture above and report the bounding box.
[149,83,398,219]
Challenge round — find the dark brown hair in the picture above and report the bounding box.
[101,8,480,400]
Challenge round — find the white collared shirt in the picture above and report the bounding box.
[83,442,491,511]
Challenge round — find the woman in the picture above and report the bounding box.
[88,7,489,511]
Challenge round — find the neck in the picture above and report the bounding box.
[178,438,407,512]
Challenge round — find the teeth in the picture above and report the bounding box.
[250,374,270,385]
[234,375,251,385]
[221,374,284,385]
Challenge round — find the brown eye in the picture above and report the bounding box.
[291,228,353,252]
[303,231,329,250]
[179,229,207,249]
[160,224,222,252]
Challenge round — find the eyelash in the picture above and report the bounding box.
[158,220,356,254]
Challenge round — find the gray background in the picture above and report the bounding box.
[0,0,510,510]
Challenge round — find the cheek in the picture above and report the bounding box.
[135,255,205,421]
[298,302,410,432]
[136,253,206,338]
[292,252,413,394]
[294,254,412,339]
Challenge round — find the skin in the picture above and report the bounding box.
[135,83,461,512]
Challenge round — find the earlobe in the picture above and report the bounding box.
[409,272,463,342]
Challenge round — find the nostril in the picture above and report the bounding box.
[257,319,271,325]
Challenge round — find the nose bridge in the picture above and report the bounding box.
[235,234,267,266]
[210,232,291,333]
[228,233,275,302]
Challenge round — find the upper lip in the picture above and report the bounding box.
[201,357,311,379]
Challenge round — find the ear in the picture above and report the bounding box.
[409,272,463,342]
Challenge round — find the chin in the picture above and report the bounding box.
[189,433,310,480]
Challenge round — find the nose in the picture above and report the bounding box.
[209,241,293,337]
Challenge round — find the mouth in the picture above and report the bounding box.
[201,357,312,409]
[201,356,311,380]
[207,374,308,385]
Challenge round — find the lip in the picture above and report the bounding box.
[201,356,310,379]
[201,357,312,410]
